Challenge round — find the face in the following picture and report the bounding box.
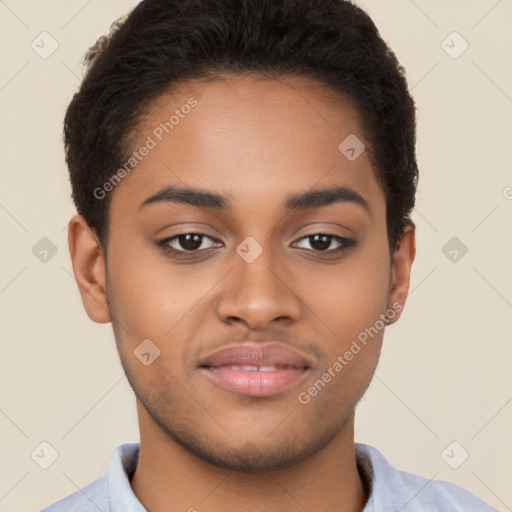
[71,73,415,472]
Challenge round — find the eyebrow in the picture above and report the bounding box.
[138,185,371,215]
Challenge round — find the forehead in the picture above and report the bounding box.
[110,73,385,220]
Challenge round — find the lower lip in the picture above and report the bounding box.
[202,367,309,397]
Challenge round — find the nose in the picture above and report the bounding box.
[216,243,302,331]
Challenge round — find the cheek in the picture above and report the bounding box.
[106,236,187,330]
[297,261,388,417]
[299,244,390,340]
[105,238,218,378]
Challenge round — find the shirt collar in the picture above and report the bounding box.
[107,443,146,511]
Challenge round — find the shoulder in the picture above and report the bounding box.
[38,475,107,512]
[355,443,499,511]
[38,443,141,512]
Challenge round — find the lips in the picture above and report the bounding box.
[199,343,311,397]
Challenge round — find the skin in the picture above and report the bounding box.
[68,73,415,512]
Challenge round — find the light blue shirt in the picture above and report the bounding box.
[39,442,498,511]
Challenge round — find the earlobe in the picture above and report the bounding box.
[68,214,111,324]
[386,221,416,325]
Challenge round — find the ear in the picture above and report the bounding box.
[386,221,416,325]
[67,214,111,324]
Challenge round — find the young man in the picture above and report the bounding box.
[41,0,497,510]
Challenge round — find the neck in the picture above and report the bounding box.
[130,401,368,512]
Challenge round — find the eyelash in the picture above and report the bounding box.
[157,232,357,258]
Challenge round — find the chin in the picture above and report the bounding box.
[177,436,321,473]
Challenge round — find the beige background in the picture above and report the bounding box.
[0,0,511,510]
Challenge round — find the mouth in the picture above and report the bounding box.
[199,343,312,397]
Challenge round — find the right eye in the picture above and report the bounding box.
[157,233,221,256]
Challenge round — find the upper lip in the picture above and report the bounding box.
[199,343,312,369]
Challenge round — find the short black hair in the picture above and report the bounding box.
[64,0,418,253]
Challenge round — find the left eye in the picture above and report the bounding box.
[292,233,355,252]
